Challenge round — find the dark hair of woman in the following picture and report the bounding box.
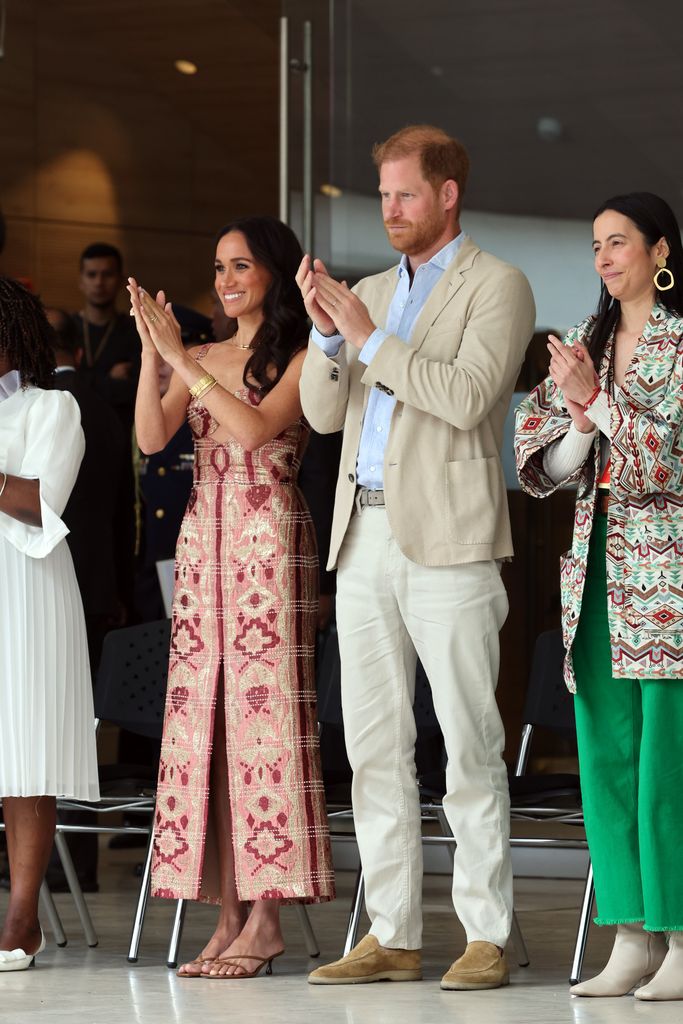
[587,192,683,367]
[0,276,56,388]
[215,216,309,395]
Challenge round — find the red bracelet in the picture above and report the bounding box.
[583,386,601,411]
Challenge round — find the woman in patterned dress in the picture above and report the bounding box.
[515,193,683,1001]
[131,217,334,979]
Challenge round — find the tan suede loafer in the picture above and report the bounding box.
[441,941,510,991]
[308,935,422,985]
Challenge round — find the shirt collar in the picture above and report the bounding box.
[0,369,22,402]
[397,231,465,279]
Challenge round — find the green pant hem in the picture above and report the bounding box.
[594,917,644,927]
[644,925,683,933]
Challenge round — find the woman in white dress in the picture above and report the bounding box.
[0,277,99,972]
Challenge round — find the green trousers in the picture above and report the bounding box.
[572,513,683,930]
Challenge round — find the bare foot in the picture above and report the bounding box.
[177,913,247,977]
[206,911,284,978]
[0,917,42,954]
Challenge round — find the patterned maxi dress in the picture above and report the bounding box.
[151,373,335,904]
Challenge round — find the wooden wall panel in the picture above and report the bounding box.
[0,0,279,314]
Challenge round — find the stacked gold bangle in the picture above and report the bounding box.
[189,372,218,401]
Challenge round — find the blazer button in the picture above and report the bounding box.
[155,508,165,519]
[348,473,354,483]
[330,369,339,381]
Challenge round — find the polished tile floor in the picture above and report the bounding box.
[0,849,679,1024]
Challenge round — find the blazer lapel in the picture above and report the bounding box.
[408,236,480,352]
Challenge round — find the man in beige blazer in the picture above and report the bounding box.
[297,125,535,991]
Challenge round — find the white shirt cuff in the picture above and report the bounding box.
[358,329,388,366]
[543,421,596,483]
[311,326,344,358]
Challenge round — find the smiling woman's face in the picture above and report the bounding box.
[592,209,666,305]
[214,231,272,321]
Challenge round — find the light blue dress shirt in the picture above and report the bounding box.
[311,233,464,488]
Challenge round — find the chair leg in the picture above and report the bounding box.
[54,831,98,947]
[39,880,67,947]
[569,860,595,985]
[295,904,320,958]
[435,806,455,867]
[127,831,154,962]
[509,909,530,967]
[344,865,364,956]
[167,899,186,969]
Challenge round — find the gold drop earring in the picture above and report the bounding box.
[653,255,675,291]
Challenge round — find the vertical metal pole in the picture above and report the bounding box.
[279,16,289,224]
[302,20,313,253]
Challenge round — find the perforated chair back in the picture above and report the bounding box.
[93,619,171,740]
[522,628,574,733]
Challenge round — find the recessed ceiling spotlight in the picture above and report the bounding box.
[320,183,343,198]
[174,59,198,76]
[536,116,563,142]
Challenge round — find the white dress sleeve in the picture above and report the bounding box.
[0,390,85,558]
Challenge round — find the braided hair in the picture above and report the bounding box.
[0,276,56,387]
[215,217,309,395]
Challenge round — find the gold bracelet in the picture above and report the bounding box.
[189,372,218,400]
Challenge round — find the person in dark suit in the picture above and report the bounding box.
[44,309,127,891]
[46,309,127,666]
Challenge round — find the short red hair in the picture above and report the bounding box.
[372,124,470,214]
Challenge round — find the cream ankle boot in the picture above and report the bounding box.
[634,932,683,1000]
[570,923,668,997]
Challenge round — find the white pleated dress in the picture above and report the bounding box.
[0,377,99,799]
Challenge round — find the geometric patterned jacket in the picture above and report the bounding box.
[515,302,683,691]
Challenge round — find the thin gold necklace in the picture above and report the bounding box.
[229,337,252,350]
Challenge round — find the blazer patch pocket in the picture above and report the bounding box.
[446,456,502,545]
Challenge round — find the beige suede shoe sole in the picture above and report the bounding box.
[309,967,422,985]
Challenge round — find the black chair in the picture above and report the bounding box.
[53,619,170,952]
[508,629,594,985]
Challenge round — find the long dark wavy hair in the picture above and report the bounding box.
[587,192,683,367]
[215,216,308,394]
[0,276,56,387]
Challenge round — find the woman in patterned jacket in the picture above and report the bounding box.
[515,193,683,1001]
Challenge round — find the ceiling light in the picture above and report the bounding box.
[536,116,563,142]
[174,59,198,76]
[320,183,343,198]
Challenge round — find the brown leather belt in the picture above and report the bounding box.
[597,490,609,514]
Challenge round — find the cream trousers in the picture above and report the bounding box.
[335,506,513,950]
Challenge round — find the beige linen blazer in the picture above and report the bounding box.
[299,235,536,568]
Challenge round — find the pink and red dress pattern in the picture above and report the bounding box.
[151,378,334,904]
